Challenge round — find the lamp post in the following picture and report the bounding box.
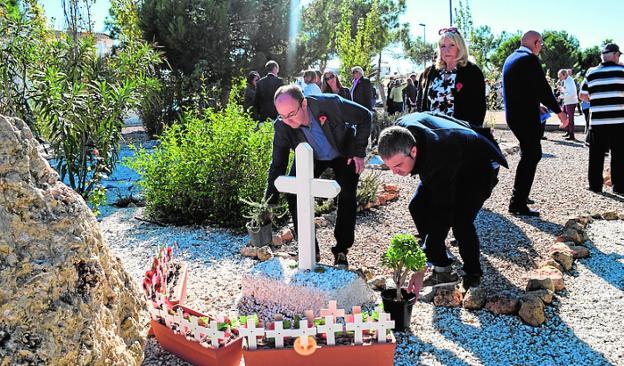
[418,23,426,71]
[449,0,453,26]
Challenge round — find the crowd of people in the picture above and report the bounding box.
[241,29,623,293]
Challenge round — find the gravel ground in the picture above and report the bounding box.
[101,129,624,365]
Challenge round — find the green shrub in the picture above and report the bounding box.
[127,102,274,228]
[382,233,427,301]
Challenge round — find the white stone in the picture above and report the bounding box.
[239,257,376,317]
[274,143,341,270]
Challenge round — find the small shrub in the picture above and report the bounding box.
[356,170,381,207]
[382,233,427,301]
[127,101,274,229]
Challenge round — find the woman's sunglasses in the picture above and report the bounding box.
[324,74,336,80]
[438,27,459,35]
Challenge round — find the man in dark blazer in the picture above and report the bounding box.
[266,85,372,268]
[502,31,568,216]
[253,60,284,121]
[350,66,373,111]
[378,112,508,290]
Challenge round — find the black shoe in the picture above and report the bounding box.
[562,132,570,138]
[541,136,548,140]
[509,205,540,217]
[316,252,321,262]
[461,274,481,291]
[526,198,535,205]
[333,252,348,268]
[587,187,602,194]
[565,136,577,141]
[422,270,460,288]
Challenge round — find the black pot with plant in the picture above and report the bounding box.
[380,233,427,331]
[240,196,284,247]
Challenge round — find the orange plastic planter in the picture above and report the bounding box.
[151,306,243,366]
[242,334,396,366]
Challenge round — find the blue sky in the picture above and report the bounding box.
[40,0,623,72]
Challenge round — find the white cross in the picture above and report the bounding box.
[274,143,341,270]
[316,316,343,346]
[283,320,317,347]
[189,315,202,341]
[239,318,265,350]
[158,308,175,329]
[176,308,192,335]
[345,313,367,345]
[207,320,225,348]
[370,310,395,343]
[320,300,345,318]
[265,321,287,348]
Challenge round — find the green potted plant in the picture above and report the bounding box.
[380,233,427,331]
[241,196,284,247]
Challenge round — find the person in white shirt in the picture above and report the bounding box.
[558,69,579,140]
[301,69,322,96]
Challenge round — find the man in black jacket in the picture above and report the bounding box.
[502,31,568,216]
[253,60,284,122]
[350,66,373,111]
[378,112,508,290]
[266,85,372,267]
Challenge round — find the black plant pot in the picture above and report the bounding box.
[246,222,272,247]
[380,288,417,331]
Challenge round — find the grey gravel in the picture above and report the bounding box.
[100,130,624,365]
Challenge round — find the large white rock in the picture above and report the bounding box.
[239,257,376,319]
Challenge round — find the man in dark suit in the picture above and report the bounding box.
[253,60,284,122]
[350,66,373,111]
[266,85,372,268]
[378,112,508,290]
[502,31,568,216]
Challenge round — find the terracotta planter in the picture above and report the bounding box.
[151,306,243,366]
[165,262,188,307]
[242,334,396,366]
[247,222,272,247]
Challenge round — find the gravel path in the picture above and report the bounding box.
[101,129,624,365]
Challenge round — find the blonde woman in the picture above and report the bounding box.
[416,28,486,126]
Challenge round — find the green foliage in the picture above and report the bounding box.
[240,195,286,229]
[335,3,377,81]
[541,30,580,79]
[402,35,436,71]
[468,26,500,76]
[356,170,381,207]
[382,233,426,301]
[126,102,274,229]
[490,34,521,73]
[577,46,601,76]
[453,0,473,37]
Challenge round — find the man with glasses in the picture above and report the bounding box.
[502,30,568,217]
[265,85,372,268]
[579,43,624,195]
[351,66,374,111]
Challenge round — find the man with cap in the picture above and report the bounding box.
[350,66,374,111]
[579,43,624,195]
[378,112,508,291]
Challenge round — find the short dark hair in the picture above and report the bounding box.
[274,84,305,105]
[247,71,260,85]
[265,60,279,73]
[378,126,417,158]
[303,69,317,83]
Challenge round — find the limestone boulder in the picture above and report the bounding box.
[433,288,463,307]
[530,266,565,292]
[462,287,486,310]
[485,295,519,315]
[519,295,546,326]
[0,116,144,365]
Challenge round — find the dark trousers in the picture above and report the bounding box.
[510,126,542,205]
[588,124,624,193]
[408,164,498,276]
[564,104,577,136]
[286,156,359,255]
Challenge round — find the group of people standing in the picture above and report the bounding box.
[242,28,622,294]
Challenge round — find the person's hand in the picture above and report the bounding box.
[407,271,424,294]
[557,111,569,129]
[347,156,365,174]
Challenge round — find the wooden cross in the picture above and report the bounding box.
[345,313,367,345]
[274,143,341,270]
[316,315,343,346]
[371,309,395,343]
[207,320,225,348]
[283,320,317,347]
[176,308,192,335]
[320,300,345,318]
[265,321,287,348]
[238,318,265,350]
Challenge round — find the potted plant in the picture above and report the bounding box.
[380,233,427,331]
[149,303,243,366]
[240,306,396,366]
[240,196,284,247]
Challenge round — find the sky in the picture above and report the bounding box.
[40,0,624,73]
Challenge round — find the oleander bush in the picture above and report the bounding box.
[127,101,274,228]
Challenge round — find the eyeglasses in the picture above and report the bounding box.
[324,74,335,80]
[438,27,459,35]
[278,103,302,120]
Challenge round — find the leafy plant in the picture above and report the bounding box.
[381,233,427,301]
[127,100,274,229]
[240,195,285,229]
[356,170,381,207]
